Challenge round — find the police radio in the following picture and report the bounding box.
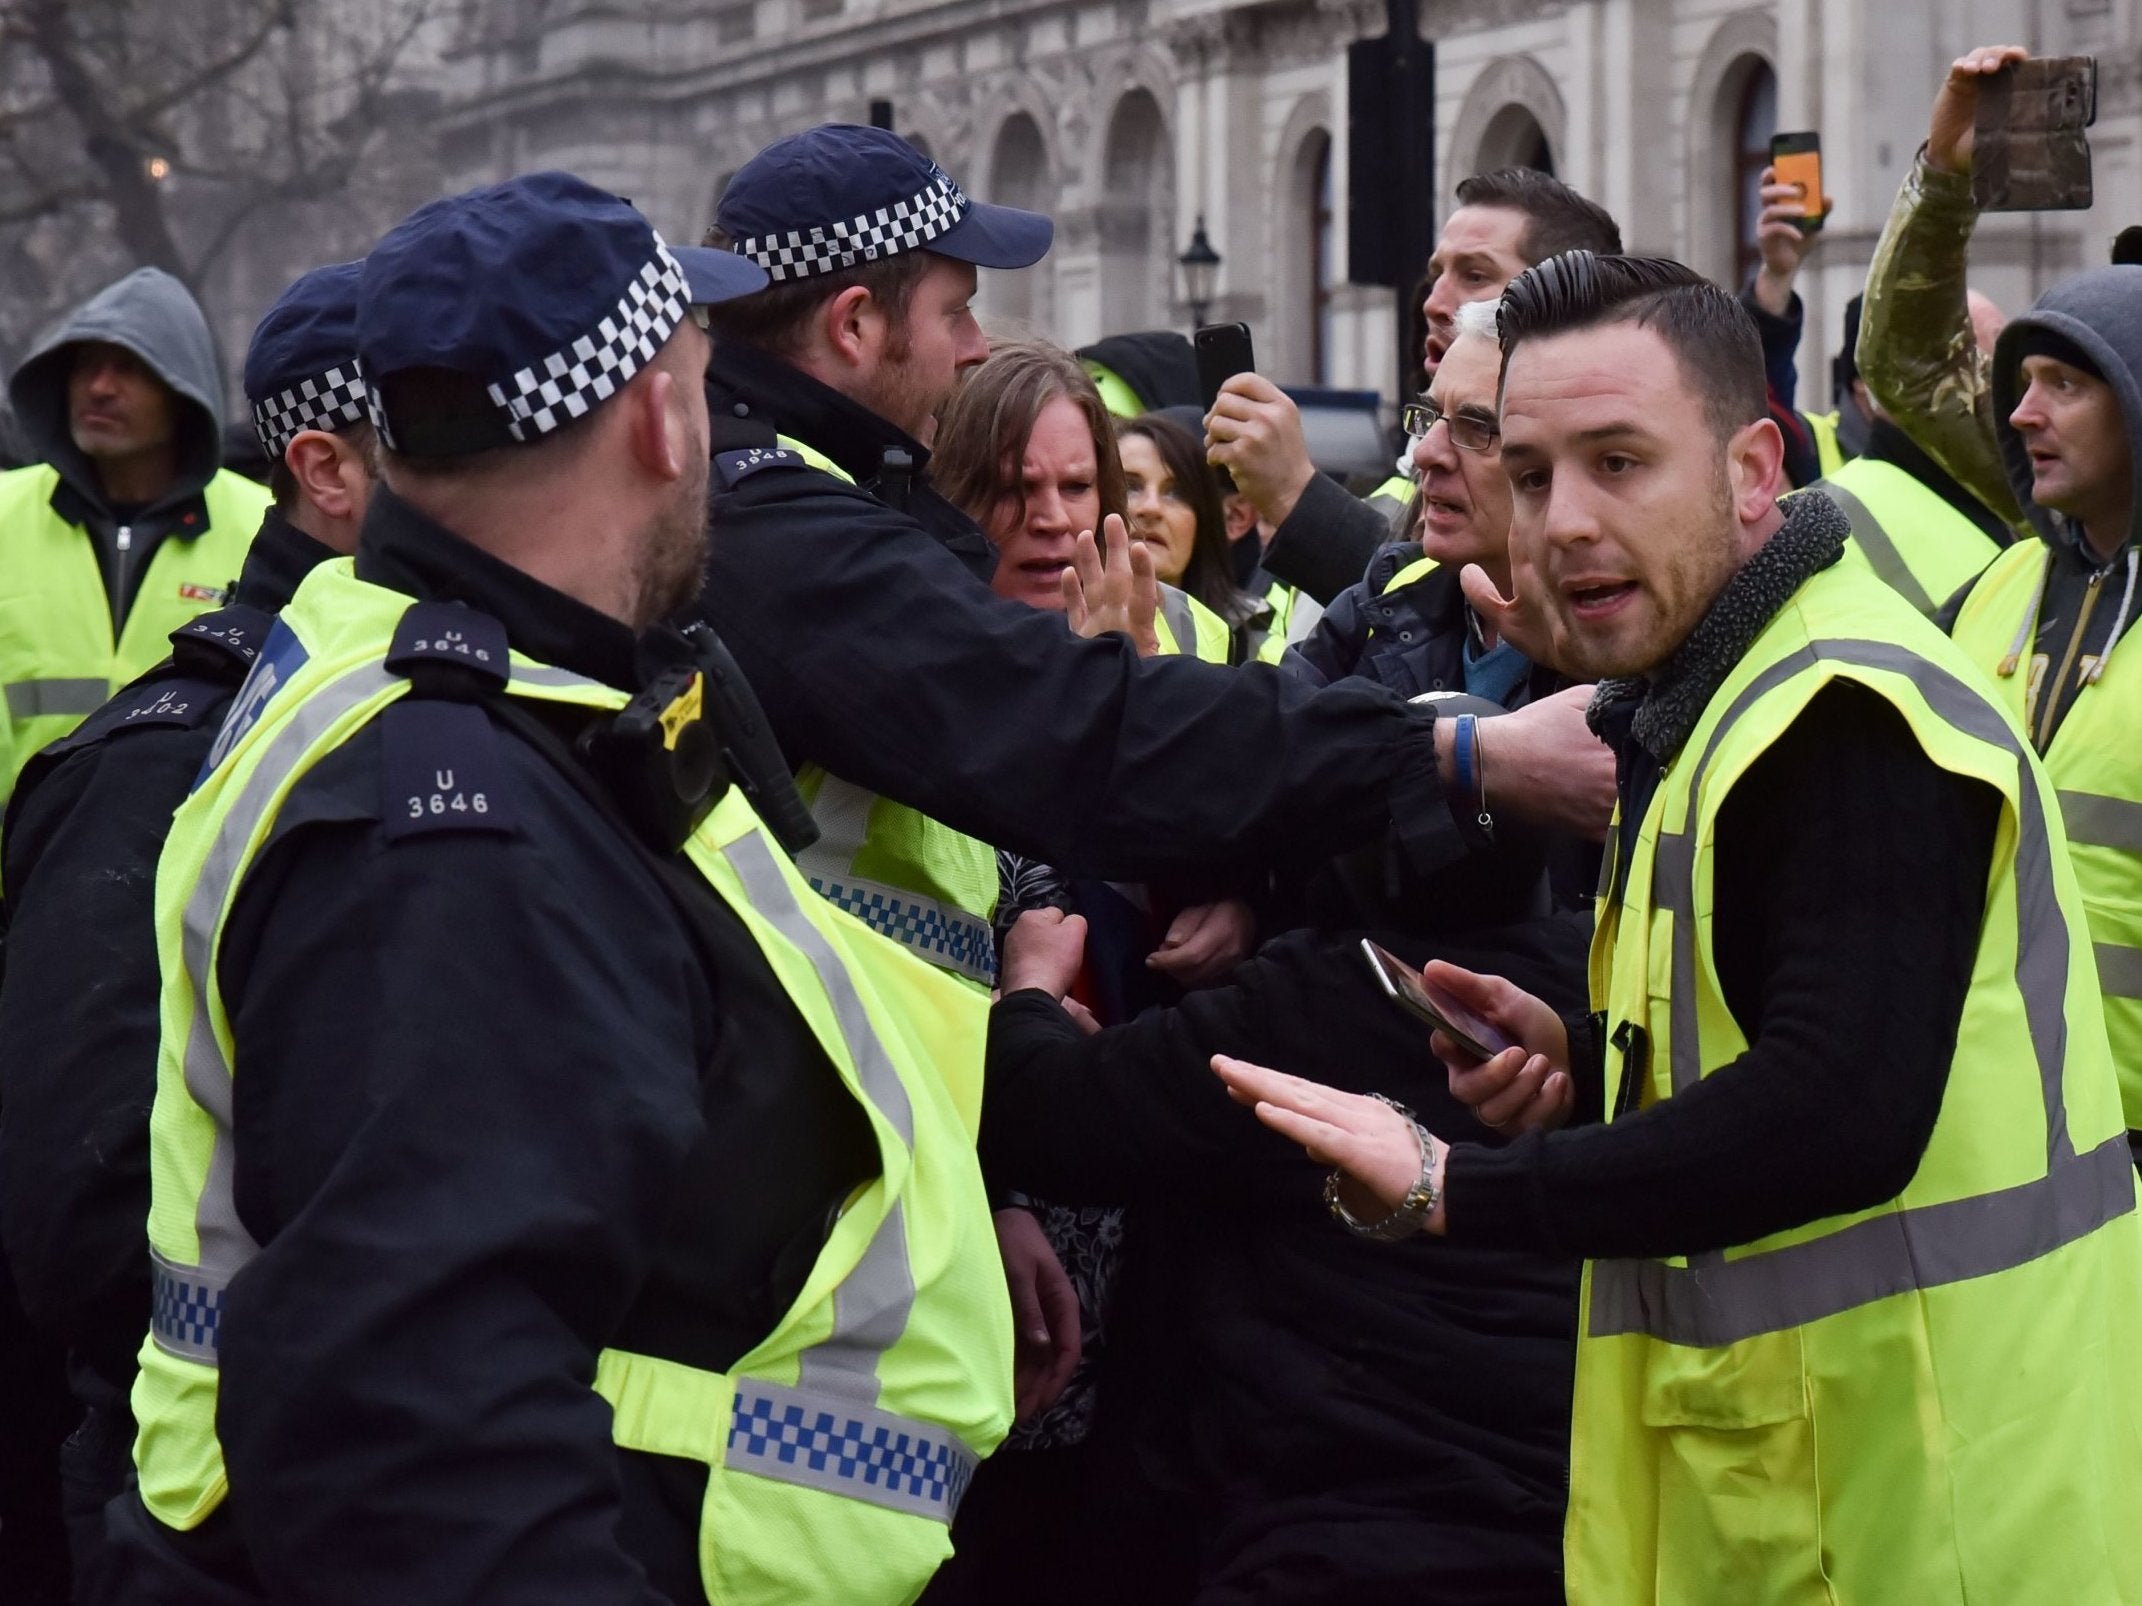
[576,627,819,858]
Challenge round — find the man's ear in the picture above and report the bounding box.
[626,367,692,483]
[1222,492,1259,544]
[1727,415,1787,523]
[286,431,362,521]
[819,284,883,369]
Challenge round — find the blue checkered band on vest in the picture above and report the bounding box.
[806,874,995,981]
[151,1259,225,1363]
[253,361,367,459]
[733,168,968,283]
[728,1379,977,1523]
[366,238,691,449]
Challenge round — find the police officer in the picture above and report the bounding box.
[0,259,373,1597]
[697,125,1610,981]
[109,173,1015,1606]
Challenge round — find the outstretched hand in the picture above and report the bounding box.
[1210,1055,1447,1232]
[1929,45,2030,176]
[1064,513,1161,656]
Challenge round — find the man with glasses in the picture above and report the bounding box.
[1284,295,1614,919]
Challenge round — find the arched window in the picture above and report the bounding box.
[1304,130,1334,382]
[1100,89,1172,333]
[985,113,1049,327]
[1477,103,1555,176]
[1731,59,1778,286]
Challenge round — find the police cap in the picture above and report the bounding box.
[244,260,366,461]
[358,171,768,459]
[715,124,1053,284]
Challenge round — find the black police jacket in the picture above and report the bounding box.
[698,342,1448,883]
[100,490,875,1605]
[0,509,331,1404]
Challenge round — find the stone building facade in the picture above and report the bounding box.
[433,0,2142,411]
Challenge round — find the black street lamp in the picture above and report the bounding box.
[1178,215,1221,328]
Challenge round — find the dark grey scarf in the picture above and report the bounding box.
[1586,491,1850,766]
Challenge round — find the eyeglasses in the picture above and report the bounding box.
[1401,398,1499,453]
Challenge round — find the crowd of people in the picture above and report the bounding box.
[0,36,2138,1606]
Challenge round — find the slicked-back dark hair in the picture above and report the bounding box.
[1496,252,1766,444]
[1455,168,1623,264]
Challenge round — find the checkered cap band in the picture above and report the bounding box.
[734,169,969,283]
[365,237,691,450]
[252,361,367,459]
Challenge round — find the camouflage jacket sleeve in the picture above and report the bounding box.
[1857,151,2026,527]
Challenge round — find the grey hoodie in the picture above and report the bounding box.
[6,266,226,517]
[1971,265,2142,749]
[4,267,231,619]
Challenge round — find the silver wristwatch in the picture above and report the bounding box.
[1324,1093,1442,1242]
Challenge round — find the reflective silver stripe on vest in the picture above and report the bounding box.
[1590,1131,2136,1347]
[2098,943,2142,1002]
[1818,480,1938,618]
[1158,588,1197,658]
[795,774,995,985]
[720,827,921,1409]
[510,663,607,690]
[2060,790,2142,857]
[150,663,399,1363]
[5,677,109,719]
[727,1376,976,1524]
[1595,637,2131,1345]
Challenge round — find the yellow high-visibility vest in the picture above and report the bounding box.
[133,558,1013,1602]
[1813,456,2003,618]
[0,464,267,798]
[1953,538,2142,1130]
[1575,554,2142,1605]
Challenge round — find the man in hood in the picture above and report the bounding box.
[0,267,269,804]
[1945,261,2142,1152]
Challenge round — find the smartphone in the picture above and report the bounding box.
[1769,132,1826,233]
[1976,56,2098,213]
[1360,939,1514,1062]
[1195,321,1256,410]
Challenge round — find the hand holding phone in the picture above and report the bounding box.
[1195,322,1257,412]
[1361,939,1514,1061]
[1768,132,1827,233]
[1975,56,2097,212]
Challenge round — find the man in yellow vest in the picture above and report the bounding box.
[1215,252,2142,1605]
[0,267,270,802]
[107,173,1015,1606]
[0,258,374,1597]
[1814,292,2016,615]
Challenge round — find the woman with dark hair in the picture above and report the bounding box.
[1119,412,1266,662]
